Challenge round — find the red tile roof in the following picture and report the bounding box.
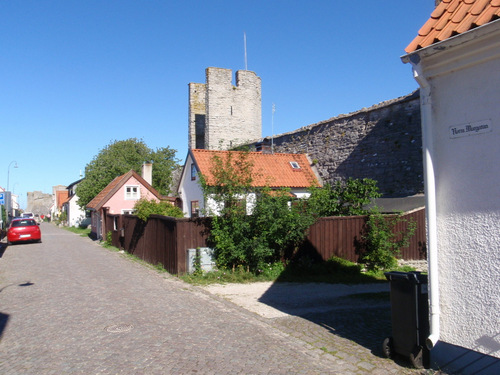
[56,190,69,209]
[86,170,161,210]
[406,0,500,53]
[191,149,320,189]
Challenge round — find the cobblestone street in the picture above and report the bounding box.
[0,223,436,374]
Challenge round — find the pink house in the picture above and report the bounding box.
[87,163,164,240]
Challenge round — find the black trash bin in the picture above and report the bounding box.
[382,271,430,369]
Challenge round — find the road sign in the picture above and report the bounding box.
[0,192,4,205]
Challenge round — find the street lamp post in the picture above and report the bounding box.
[7,160,18,192]
[5,161,18,222]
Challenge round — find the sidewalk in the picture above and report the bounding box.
[201,282,438,374]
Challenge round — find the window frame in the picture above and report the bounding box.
[124,185,140,200]
[190,200,200,218]
[191,164,197,181]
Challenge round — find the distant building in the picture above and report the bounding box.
[26,190,53,217]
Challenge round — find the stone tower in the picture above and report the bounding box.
[188,67,262,150]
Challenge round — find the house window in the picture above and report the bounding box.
[125,185,139,200]
[290,161,301,169]
[191,164,197,181]
[122,209,135,215]
[224,198,247,213]
[191,201,199,218]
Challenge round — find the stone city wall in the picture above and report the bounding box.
[254,91,423,197]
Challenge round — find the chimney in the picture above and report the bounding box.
[141,162,153,186]
[255,140,273,154]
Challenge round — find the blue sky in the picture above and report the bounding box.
[1,0,434,209]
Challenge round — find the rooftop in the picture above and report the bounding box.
[191,149,320,189]
[405,0,500,53]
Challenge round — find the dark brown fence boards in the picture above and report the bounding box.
[103,209,426,275]
[306,216,366,262]
[103,212,209,274]
[305,210,426,263]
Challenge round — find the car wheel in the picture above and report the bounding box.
[382,337,393,358]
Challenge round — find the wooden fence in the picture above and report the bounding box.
[104,209,426,275]
[301,209,427,263]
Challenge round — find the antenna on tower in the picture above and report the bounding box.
[244,32,248,70]
[272,103,275,154]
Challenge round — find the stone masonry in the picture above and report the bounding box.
[189,67,262,151]
[253,91,423,197]
[26,191,52,216]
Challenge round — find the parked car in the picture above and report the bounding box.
[7,218,42,244]
[21,212,34,219]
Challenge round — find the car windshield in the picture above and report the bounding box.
[11,219,37,227]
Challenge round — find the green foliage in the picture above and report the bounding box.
[199,151,255,209]
[179,257,415,285]
[200,152,314,273]
[149,147,180,196]
[105,230,113,246]
[133,198,184,221]
[192,252,203,276]
[307,178,381,217]
[59,211,67,224]
[63,225,91,238]
[359,210,417,271]
[76,138,179,208]
[179,261,285,285]
[250,188,315,263]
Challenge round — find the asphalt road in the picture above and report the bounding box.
[0,223,433,374]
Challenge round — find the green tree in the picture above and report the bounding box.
[200,152,314,272]
[133,198,184,221]
[359,209,417,271]
[76,138,179,208]
[307,178,381,217]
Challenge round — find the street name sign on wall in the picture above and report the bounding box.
[449,119,492,139]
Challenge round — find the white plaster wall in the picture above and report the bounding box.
[424,36,500,357]
[178,155,205,217]
[68,195,88,227]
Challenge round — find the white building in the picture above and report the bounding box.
[62,178,90,228]
[402,1,500,373]
[177,149,320,218]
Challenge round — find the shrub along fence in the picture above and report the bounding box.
[104,208,426,275]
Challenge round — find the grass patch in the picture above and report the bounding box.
[179,256,416,285]
[63,225,92,237]
[179,262,285,285]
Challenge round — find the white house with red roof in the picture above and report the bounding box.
[403,0,500,372]
[177,149,321,218]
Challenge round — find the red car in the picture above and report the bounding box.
[7,218,42,244]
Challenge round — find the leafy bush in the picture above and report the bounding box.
[307,178,381,217]
[200,151,392,274]
[359,210,417,271]
[133,198,184,221]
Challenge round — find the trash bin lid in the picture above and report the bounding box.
[385,271,428,284]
